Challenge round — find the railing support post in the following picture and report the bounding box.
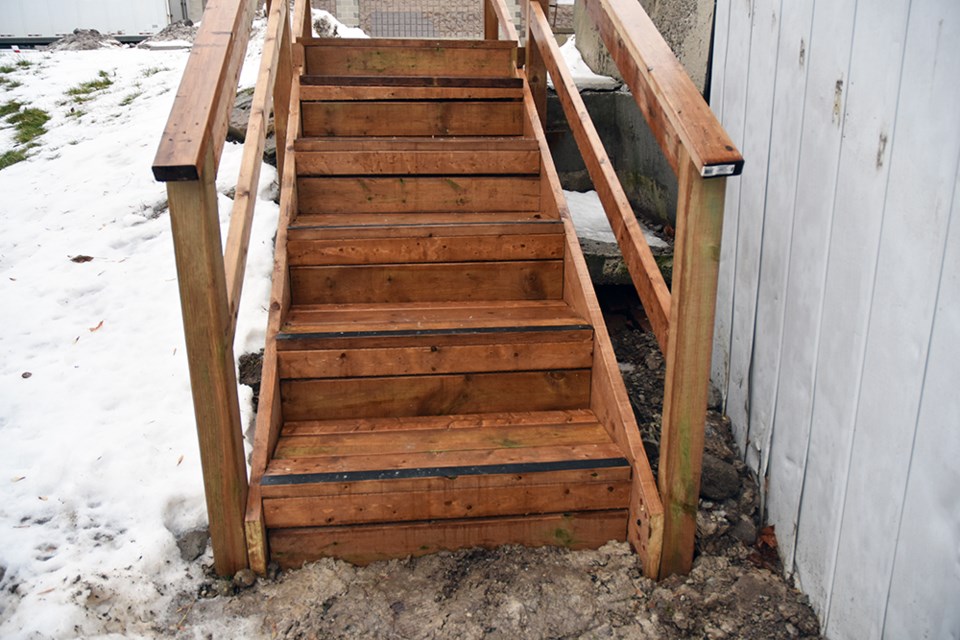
[525,0,549,129]
[484,0,498,39]
[167,147,250,576]
[657,150,727,578]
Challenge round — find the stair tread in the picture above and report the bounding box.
[263,410,625,483]
[280,300,589,337]
[289,212,556,230]
[301,75,524,88]
[295,136,538,152]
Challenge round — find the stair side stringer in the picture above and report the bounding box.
[244,73,303,575]
[520,74,664,579]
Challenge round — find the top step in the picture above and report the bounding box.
[302,38,520,79]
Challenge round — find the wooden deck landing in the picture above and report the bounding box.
[244,37,661,574]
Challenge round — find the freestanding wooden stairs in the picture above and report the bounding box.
[241,37,662,573]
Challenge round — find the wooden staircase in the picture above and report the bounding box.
[243,37,657,570]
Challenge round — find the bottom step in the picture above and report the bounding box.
[269,510,628,567]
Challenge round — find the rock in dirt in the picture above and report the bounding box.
[730,518,759,545]
[700,452,741,501]
[233,569,257,590]
[47,29,122,51]
[176,527,209,562]
[227,89,277,167]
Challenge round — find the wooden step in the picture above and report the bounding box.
[259,409,628,555]
[297,176,540,214]
[288,212,557,230]
[280,369,590,421]
[278,300,592,376]
[300,76,523,101]
[268,511,628,567]
[302,38,519,78]
[301,100,524,138]
[289,260,563,304]
[295,137,540,176]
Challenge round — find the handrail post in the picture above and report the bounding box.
[525,0,549,128]
[166,148,250,576]
[657,150,727,577]
[273,8,293,176]
[484,0,498,39]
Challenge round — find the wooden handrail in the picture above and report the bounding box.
[152,0,257,181]
[519,0,742,579]
[484,0,519,42]
[581,0,743,177]
[528,1,671,351]
[224,0,289,337]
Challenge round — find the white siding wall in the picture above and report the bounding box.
[710,1,960,638]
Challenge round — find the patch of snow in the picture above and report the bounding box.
[0,31,278,639]
[548,36,621,92]
[311,9,371,39]
[564,189,668,249]
[137,40,193,51]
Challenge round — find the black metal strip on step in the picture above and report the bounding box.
[277,323,593,342]
[262,457,630,486]
[301,75,524,88]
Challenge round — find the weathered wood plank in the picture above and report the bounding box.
[288,233,563,265]
[295,141,539,175]
[291,212,557,229]
[265,480,629,527]
[301,101,523,137]
[300,83,522,101]
[289,261,563,304]
[280,369,591,420]
[303,39,518,77]
[269,510,627,567]
[658,151,727,578]
[278,336,593,378]
[298,176,540,214]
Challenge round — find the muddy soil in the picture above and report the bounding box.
[193,288,821,640]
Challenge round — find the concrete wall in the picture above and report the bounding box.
[710,0,960,638]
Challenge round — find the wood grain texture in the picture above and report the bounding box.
[303,39,518,78]
[658,152,727,578]
[580,0,742,176]
[268,510,627,567]
[265,480,629,527]
[297,176,540,214]
[301,101,524,137]
[153,0,257,181]
[280,369,591,420]
[300,82,522,101]
[167,147,248,575]
[288,233,563,265]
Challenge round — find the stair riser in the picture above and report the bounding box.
[268,510,628,567]
[263,481,629,528]
[302,101,523,137]
[304,41,518,78]
[289,261,563,305]
[298,176,540,214]
[287,233,563,266]
[280,370,592,421]
[296,148,539,176]
[277,333,593,379]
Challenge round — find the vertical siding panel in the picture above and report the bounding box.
[710,0,736,401]
[884,165,960,640]
[792,0,914,626]
[717,0,755,449]
[761,0,857,599]
[827,0,960,634]
[729,0,782,473]
[751,0,816,563]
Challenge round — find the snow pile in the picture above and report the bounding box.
[549,36,621,92]
[137,20,199,48]
[312,9,370,39]
[0,23,278,638]
[564,189,668,249]
[46,29,123,52]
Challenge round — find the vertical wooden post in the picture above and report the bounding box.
[525,0,549,129]
[166,147,249,576]
[484,0,498,39]
[273,10,293,177]
[658,149,727,578]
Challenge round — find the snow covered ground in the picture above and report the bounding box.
[0,15,658,638]
[0,20,278,639]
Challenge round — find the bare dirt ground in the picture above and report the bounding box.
[167,287,822,640]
